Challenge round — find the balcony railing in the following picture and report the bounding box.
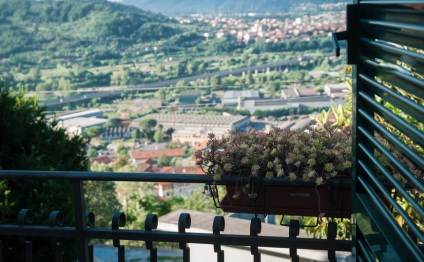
[0,170,351,262]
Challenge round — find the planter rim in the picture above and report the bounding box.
[210,175,353,188]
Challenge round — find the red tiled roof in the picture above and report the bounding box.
[130,148,185,160]
[159,166,205,174]
[137,163,153,173]
[297,88,319,97]
[140,158,156,165]
[91,156,112,165]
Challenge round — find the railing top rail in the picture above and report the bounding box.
[0,170,352,187]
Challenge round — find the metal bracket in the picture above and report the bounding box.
[280,215,320,228]
[206,184,220,209]
[332,31,348,57]
[332,4,360,65]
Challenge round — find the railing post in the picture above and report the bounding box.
[145,214,158,262]
[0,209,3,262]
[250,218,261,262]
[17,209,34,262]
[48,211,65,262]
[289,220,300,262]
[85,211,95,262]
[328,222,337,262]
[178,213,191,262]
[213,216,225,262]
[112,212,126,262]
[88,244,94,262]
[72,181,89,262]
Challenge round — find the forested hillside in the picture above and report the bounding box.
[0,0,203,93]
[0,0,180,63]
[122,0,345,15]
[0,0,339,99]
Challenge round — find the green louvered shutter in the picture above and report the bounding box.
[334,1,424,261]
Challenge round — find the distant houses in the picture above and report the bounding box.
[238,86,348,114]
[100,126,135,141]
[222,90,260,107]
[281,88,320,99]
[58,117,107,136]
[155,166,205,199]
[324,83,350,98]
[91,155,113,165]
[135,113,250,132]
[129,147,186,166]
[172,126,229,146]
[56,109,104,121]
[55,109,107,135]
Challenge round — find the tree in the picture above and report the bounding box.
[139,118,157,131]
[157,153,169,166]
[87,148,98,158]
[186,62,197,75]
[245,71,254,85]
[210,75,222,87]
[0,83,122,260]
[105,118,121,128]
[131,128,140,141]
[84,126,103,138]
[138,194,183,217]
[155,89,167,100]
[0,84,89,260]
[153,129,163,142]
[84,180,122,228]
[27,66,41,82]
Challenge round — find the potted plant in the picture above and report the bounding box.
[195,121,354,218]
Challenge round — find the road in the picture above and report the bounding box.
[38,54,323,108]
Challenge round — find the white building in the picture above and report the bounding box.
[222,90,260,107]
[59,117,107,136]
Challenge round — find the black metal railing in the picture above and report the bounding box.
[0,170,351,262]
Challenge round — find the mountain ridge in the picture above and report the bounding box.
[121,0,345,15]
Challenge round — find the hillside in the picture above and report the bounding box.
[0,0,342,98]
[0,0,181,62]
[121,0,345,15]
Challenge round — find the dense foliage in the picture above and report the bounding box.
[0,82,120,260]
[0,83,89,260]
[0,0,182,91]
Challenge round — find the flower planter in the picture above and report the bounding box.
[217,178,393,219]
[218,182,352,218]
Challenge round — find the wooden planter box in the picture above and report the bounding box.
[218,182,352,218]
